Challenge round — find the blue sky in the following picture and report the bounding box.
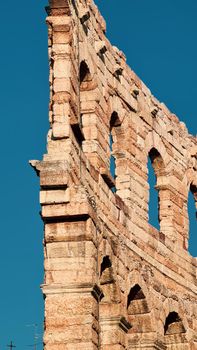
[0,0,196,348]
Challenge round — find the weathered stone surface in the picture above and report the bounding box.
[31,0,197,349]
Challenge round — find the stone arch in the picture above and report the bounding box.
[109,111,121,182]
[183,168,197,191]
[156,300,191,349]
[80,60,91,84]
[147,147,167,231]
[79,57,102,167]
[105,95,129,193]
[187,183,197,254]
[160,299,190,343]
[164,311,186,335]
[190,183,197,206]
[78,42,98,86]
[126,271,156,338]
[110,111,121,129]
[100,255,114,285]
[108,94,126,126]
[127,284,149,315]
[149,147,166,177]
[98,237,121,304]
[126,271,154,313]
[185,145,197,183]
[79,60,96,91]
[182,168,197,253]
[164,312,188,348]
[144,132,183,241]
[144,131,171,172]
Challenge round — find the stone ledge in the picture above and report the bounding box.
[41,282,100,295]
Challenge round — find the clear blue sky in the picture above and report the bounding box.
[0,0,196,348]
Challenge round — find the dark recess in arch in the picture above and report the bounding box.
[79,60,91,84]
[100,255,112,276]
[109,112,121,186]
[148,147,164,230]
[127,284,145,308]
[188,183,197,255]
[164,312,185,335]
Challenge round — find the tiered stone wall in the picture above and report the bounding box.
[30,0,197,349]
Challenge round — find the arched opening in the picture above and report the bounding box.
[71,60,93,146]
[127,284,149,315]
[75,60,95,148]
[99,256,119,303]
[127,284,153,340]
[148,156,159,229]
[109,132,115,179]
[148,148,164,230]
[164,312,187,348]
[100,255,113,284]
[188,184,197,256]
[110,111,121,129]
[164,312,185,335]
[109,112,121,189]
[79,60,92,89]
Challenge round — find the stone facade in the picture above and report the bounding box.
[30,0,197,349]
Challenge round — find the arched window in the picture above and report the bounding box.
[109,132,115,179]
[109,112,121,188]
[188,184,197,255]
[148,148,164,230]
[148,156,159,229]
[73,61,93,146]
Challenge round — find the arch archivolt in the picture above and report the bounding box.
[98,236,121,304]
[181,145,197,187]
[186,145,197,169]
[144,131,172,173]
[108,94,126,126]
[126,271,153,310]
[126,270,153,307]
[98,236,113,267]
[79,44,97,82]
[125,271,157,335]
[183,168,197,192]
[182,168,197,215]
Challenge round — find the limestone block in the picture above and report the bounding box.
[40,188,70,204]
[53,78,71,93]
[54,60,72,79]
[52,121,70,139]
[53,31,72,44]
[52,43,71,55]
[46,241,96,259]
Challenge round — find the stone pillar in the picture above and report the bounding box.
[45,0,80,161]
[43,284,100,350]
[100,304,131,349]
[41,211,102,349]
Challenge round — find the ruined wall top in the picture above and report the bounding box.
[47,0,197,140]
[35,0,197,257]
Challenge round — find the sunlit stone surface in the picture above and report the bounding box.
[31,0,197,348]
